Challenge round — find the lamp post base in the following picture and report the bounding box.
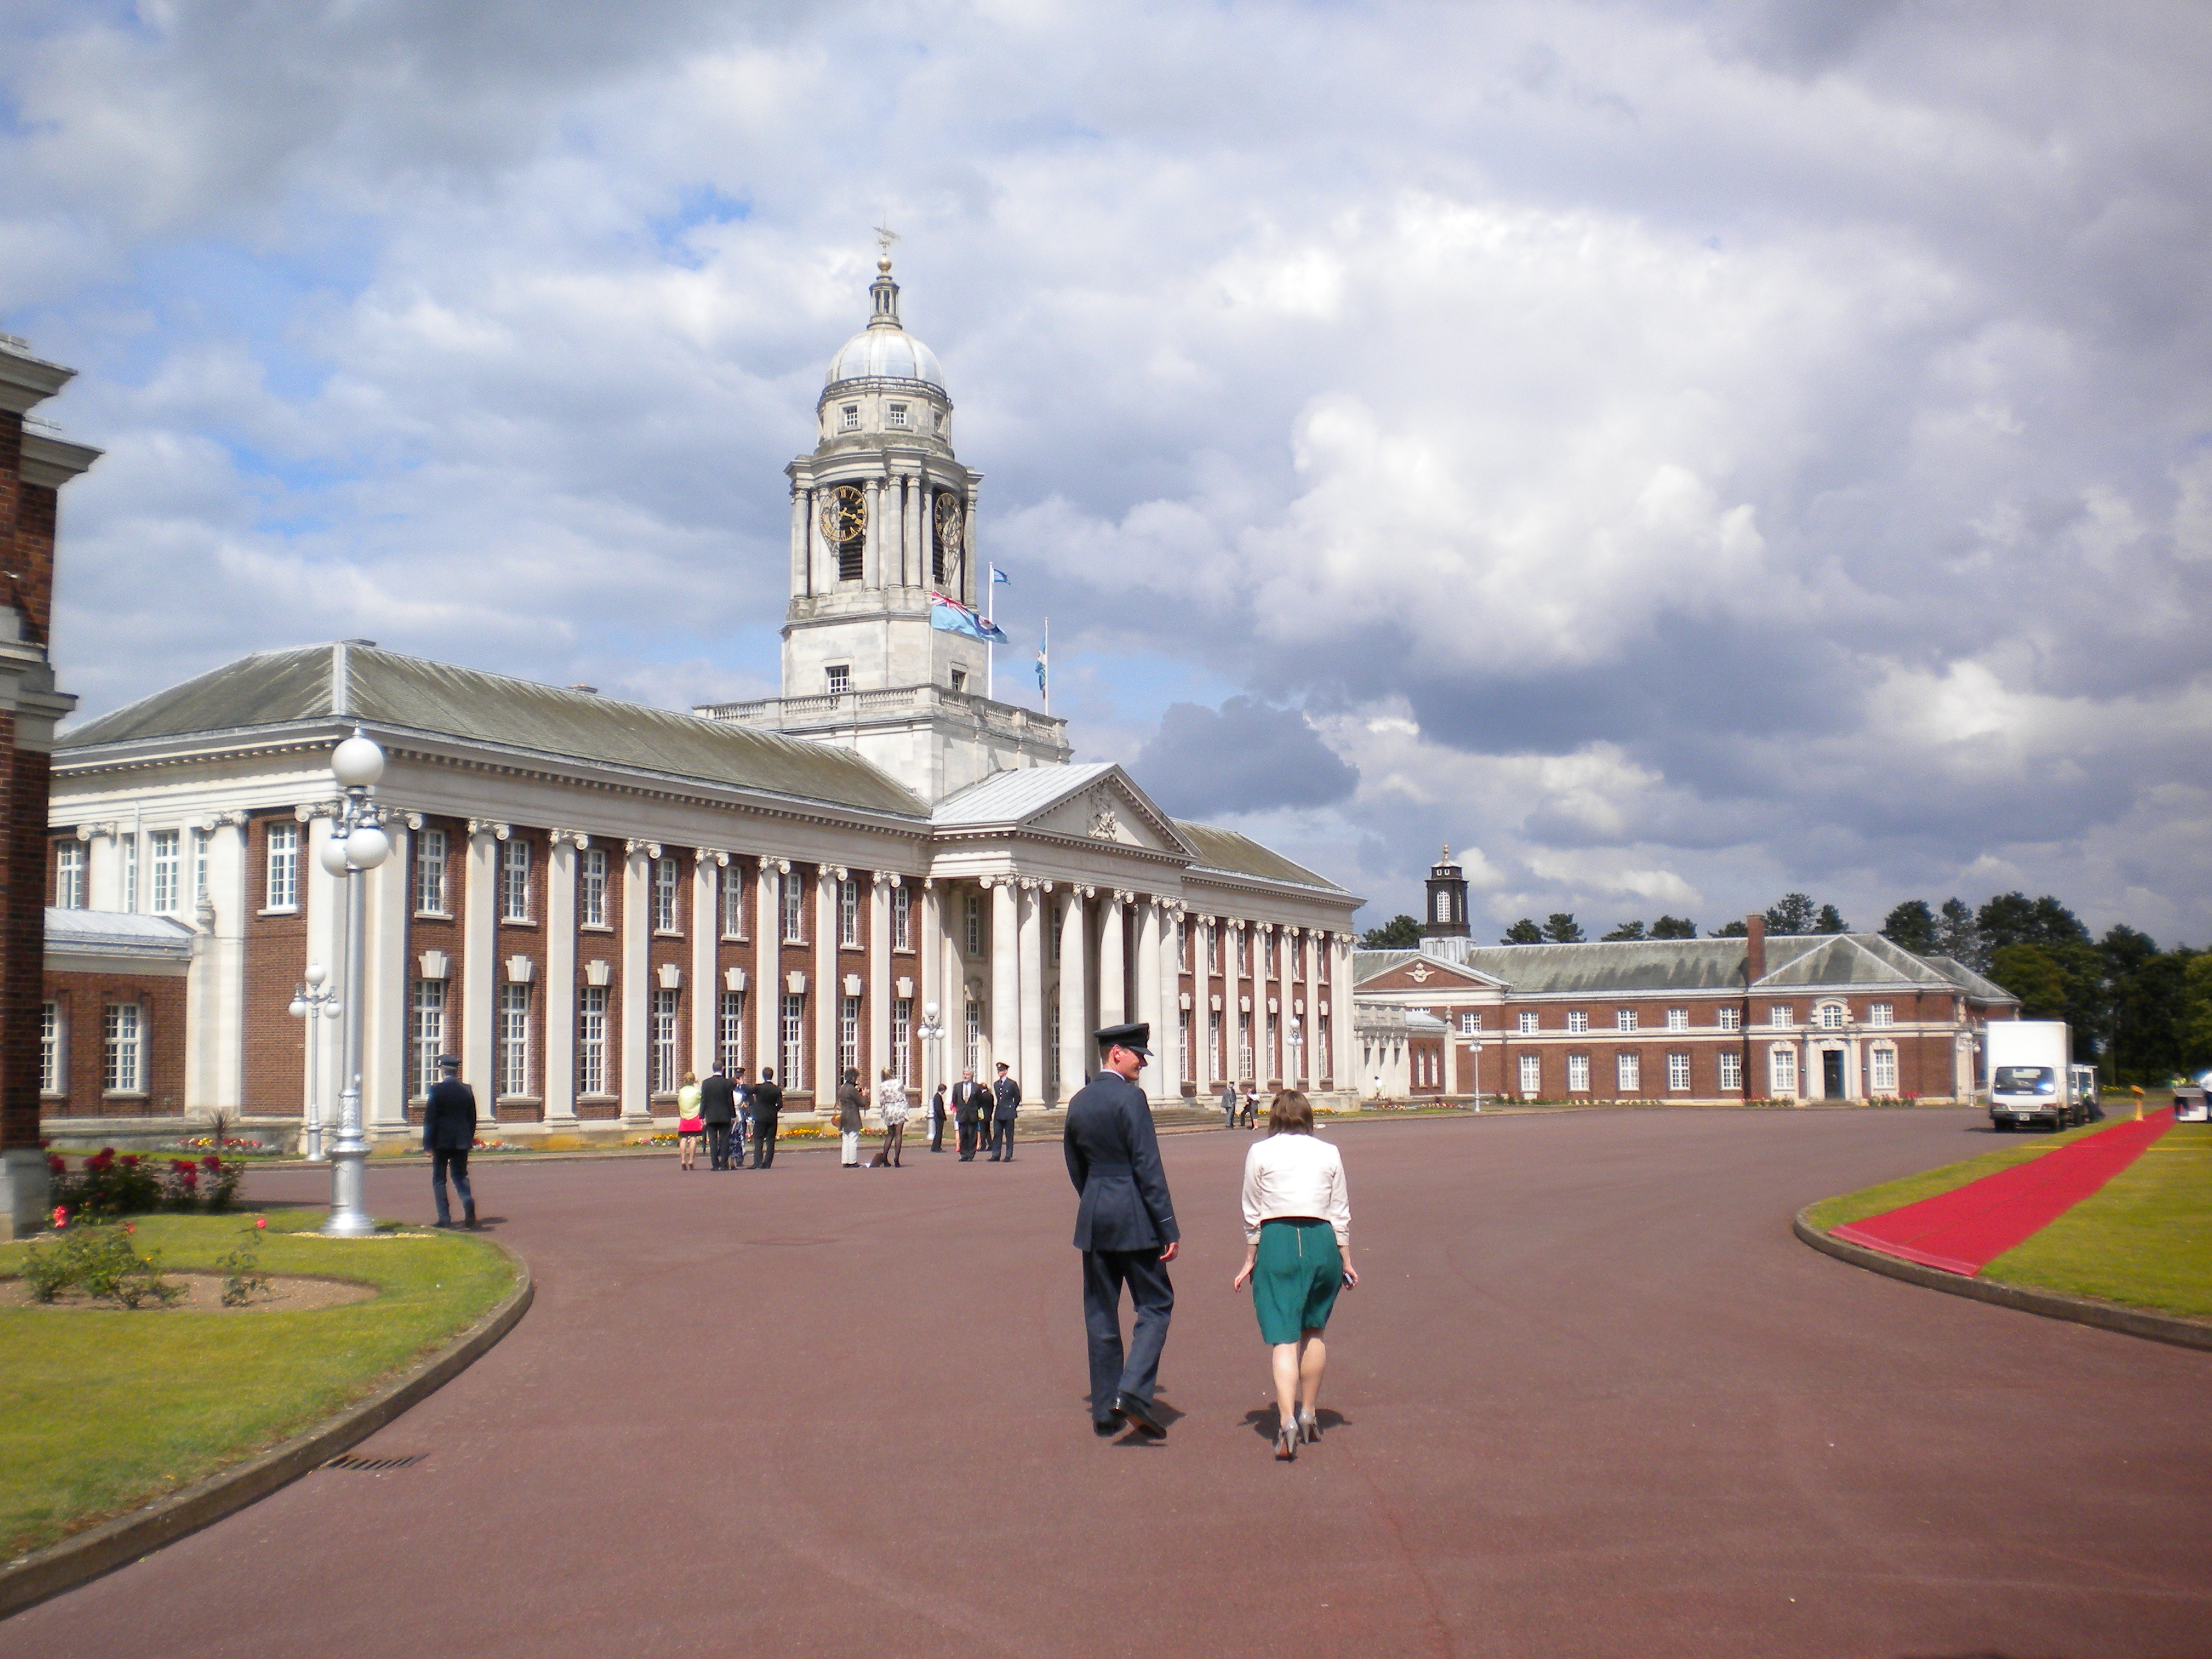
[320,1147,376,1237]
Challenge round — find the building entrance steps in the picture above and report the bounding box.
[1832,1107,2174,1276]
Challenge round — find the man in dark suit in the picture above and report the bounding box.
[989,1062,1021,1161]
[700,1062,738,1170]
[928,1082,947,1152]
[422,1054,479,1229]
[1064,1023,1179,1438]
[749,1067,783,1168]
[950,1068,986,1161]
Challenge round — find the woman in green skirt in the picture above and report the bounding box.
[1232,1089,1356,1460]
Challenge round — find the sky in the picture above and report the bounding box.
[5,0,2209,945]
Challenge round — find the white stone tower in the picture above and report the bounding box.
[698,246,1070,801]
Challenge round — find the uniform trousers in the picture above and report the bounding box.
[989,1115,1015,1160]
[1081,1247,1175,1418]
[431,1148,472,1223]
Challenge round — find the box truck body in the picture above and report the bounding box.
[1985,1021,2078,1131]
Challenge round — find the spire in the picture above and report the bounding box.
[870,222,902,330]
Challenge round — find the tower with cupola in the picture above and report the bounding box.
[1423,845,1470,939]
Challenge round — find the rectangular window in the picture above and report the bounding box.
[501,839,533,923]
[411,980,447,1098]
[1615,1009,1638,1032]
[826,664,851,695]
[1236,930,1250,974]
[1718,1006,1741,1031]
[892,885,912,951]
[1871,1047,1898,1093]
[1667,1051,1691,1091]
[1617,1051,1641,1093]
[103,1001,142,1093]
[886,401,908,428]
[499,983,532,1097]
[1267,1013,1280,1079]
[1053,902,1066,967]
[579,848,609,928]
[1518,1052,1542,1096]
[121,834,138,911]
[718,990,747,1076]
[1567,1010,1588,1034]
[190,828,210,904]
[1238,1011,1254,1079]
[56,839,84,908]
[782,993,807,1090]
[1771,1005,1795,1028]
[1517,1010,1539,1034]
[839,879,860,948]
[415,827,449,913]
[1208,1008,1222,1073]
[1719,1051,1742,1091]
[577,987,609,1096]
[1567,1053,1590,1092]
[893,996,913,1081]
[965,1000,983,1072]
[40,1002,61,1094]
[840,403,859,430]
[266,823,298,910]
[1818,1003,1846,1030]
[838,994,860,1079]
[1869,1002,1894,1028]
[722,866,746,937]
[1665,1007,1687,1031]
[965,892,982,956]
[1293,935,1305,977]
[1458,1010,1480,1035]
[1770,1047,1797,1094]
[1207,924,1221,971]
[783,874,806,943]
[149,830,179,913]
[651,988,681,1094]
[654,857,681,933]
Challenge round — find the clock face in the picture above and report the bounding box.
[819,484,866,545]
[934,490,963,551]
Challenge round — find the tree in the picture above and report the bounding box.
[1815,903,1848,934]
[1763,893,1817,935]
[1937,897,1983,969]
[1361,913,1421,950]
[1543,913,1585,943]
[1977,891,2090,953]
[1650,915,1698,939]
[1500,918,1544,944]
[1712,919,1748,937]
[1990,943,2067,1020]
[1601,920,1646,941]
[2102,927,2194,1082]
[1881,899,1939,955]
[2180,954,2212,1073]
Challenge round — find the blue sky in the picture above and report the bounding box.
[5,0,2209,942]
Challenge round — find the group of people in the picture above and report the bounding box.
[937,1063,1022,1161]
[670,1064,789,1169]
[1219,1081,1264,1129]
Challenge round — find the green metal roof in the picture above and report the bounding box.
[1355,934,2020,999]
[1175,821,1348,894]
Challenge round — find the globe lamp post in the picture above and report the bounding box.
[319,729,390,1237]
[287,962,341,1161]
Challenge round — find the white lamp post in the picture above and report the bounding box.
[319,728,390,1238]
[287,962,342,1161]
[917,999,946,1094]
[1286,1014,1304,1093]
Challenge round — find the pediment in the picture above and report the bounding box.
[1361,956,1505,993]
[1028,774,1185,853]
[931,762,1193,857]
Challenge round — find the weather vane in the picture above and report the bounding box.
[874,220,900,268]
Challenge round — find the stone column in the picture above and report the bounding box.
[192,815,251,1115]
[1098,893,1125,1027]
[620,840,653,1124]
[1135,897,1162,1102]
[903,472,922,588]
[791,484,811,599]
[1160,903,1185,1098]
[870,874,893,1088]
[990,877,1019,1084]
[1299,928,1319,1086]
[814,866,837,1106]
[963,479,981,607]
[757,862,783,1089]
[464,822,504,1106]
[1018,881,1046,1105]
[1191,917,1213,1096]
[1057,886,1088,1101]
[691,853,720,1077]
[363,826,410,1131]
[919,880,944,1097]
[862,478,883,588]
[543,833,579,1125]
[1335,936,1355,1087]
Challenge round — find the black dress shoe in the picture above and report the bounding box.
[1116,1395,1166,1438]
[1093,1412,1124,1436]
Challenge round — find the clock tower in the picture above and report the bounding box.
[696,249,1071,802]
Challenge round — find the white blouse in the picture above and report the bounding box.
[1241,1131,1351,1246]
[876,1078,910,1124]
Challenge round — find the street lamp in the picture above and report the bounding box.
[287,962,341,1161]
[317,728,390,1238]
[917,999,946,1096]
[1286,1014,1304,1092]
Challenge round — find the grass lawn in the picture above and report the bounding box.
[0,1209,517,1561]
[1804,1115,2212,1324]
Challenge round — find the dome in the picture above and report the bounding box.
[825,325,943,390]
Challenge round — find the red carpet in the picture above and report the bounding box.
[1832,1108,2174,1276]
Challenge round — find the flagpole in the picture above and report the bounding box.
[986,563,996,702]
[1041,617,1050,714]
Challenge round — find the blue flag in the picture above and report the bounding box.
[929,591,1009,645]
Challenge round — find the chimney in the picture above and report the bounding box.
[1744,914,1765,983]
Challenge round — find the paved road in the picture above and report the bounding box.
[8,1109,2210,1658]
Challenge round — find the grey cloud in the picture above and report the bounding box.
[1133,699,1358,820]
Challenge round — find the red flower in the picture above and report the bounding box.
[254,1216,267,1230]
[124,1222,136,1234]
[52,1206,67,1228]
[201,1153,222,1172]
[47,1153,65,1176]
[87,1149,114,1173]
[120,1154,141,1168]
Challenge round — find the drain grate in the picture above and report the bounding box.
[323,1452,427,1472]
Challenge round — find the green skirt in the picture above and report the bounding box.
[1252,1218,1342,1344]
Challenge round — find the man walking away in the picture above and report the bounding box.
[750,1068,783,1168]
[1065,1023,1179,1437]
[929,1082,947,1153]
[424,1054,479,1229]
[700,1061,738,1170]
[951,1068,985,1161]
[990,1061,1021,1162]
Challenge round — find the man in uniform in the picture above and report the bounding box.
[1063,1022,1179,1438]
[951,1067,987,1161]
[423,1054,479,1229]
[989,1061,1022,1161]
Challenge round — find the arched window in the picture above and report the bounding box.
[1435,890,1452,922]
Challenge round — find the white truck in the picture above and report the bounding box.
[1985,1020,2082,1132]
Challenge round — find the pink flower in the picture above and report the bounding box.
[124,1222,136,1234]
[52,1206,67,1228]
[254,1217,267,1230]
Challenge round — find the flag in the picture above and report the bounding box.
[928,591,1009,645]
[991,565,1010,585]
[1035,618,1049,696]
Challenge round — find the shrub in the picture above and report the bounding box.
[18,1219,183,1309]
[48,1148,243,1219]
[215,1218,272,1307]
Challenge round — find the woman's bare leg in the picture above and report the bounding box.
[1271,1342,1301,1426]
[1298,1332,1327,1418]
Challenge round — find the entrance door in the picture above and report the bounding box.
[1822,1048,1846,1099]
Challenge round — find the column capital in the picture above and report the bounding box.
[772,857,791,874]
[473,820,514,842]
[546,828,591,848]
[694,846,729,867]
[74,820,116,840]
[623,837,659,857]
[1113,888,1136,905]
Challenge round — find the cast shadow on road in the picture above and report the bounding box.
[1079,1396,1190,1447]
[1239,1407,1350,1441]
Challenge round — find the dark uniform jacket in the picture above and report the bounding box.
[950,1081,987,1125]
[749,1079,782,1122]
[991,1076,1021,1121]
[422,1078,478,1151]
[1063,1070,1179,1252]
[698,1073,738,1125]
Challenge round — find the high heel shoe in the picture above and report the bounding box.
[1299,1408,1321,1444]
[1274,1421,1298,1461]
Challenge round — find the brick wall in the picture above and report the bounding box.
[0,718,45,1149]
[241,813,307,1115]
[40,970,187,1117]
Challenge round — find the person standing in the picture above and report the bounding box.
[990,1061,1021,1162]
[1221,1079,1237,1129]
[928,1082,948,1153]
[675,1071,703,1170]
[700,1062,738,1171]
[837,1069,866,1168]
[1064,1022,1179,1438]
[729,1065,752,1170]
[875,1066,911,1167]
[423,1054,479,1229]
[951,1068,986,1161]
[1231,1090,1356,1461]
[749,1068,783,1168]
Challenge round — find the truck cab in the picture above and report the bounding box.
[1986,1021,2079,1132]
[2070,1065,2102,1122]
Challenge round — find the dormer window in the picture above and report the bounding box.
[826,665,850,695]
[887,402,909,429]
[950,668,967,693]
[840,404,860,431]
